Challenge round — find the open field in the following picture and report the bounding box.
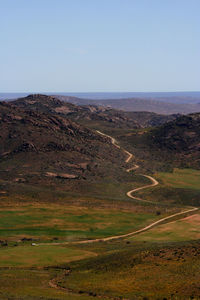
[129,212,200,243]
[156,168,200,190]
[0,245,96,267]
[0,203,169,242]
[133,168,200,207]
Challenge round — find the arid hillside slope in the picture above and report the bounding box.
[121,113,200,170]
[12,94,139,129]
[0,101,126,184]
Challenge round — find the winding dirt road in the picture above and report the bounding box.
[37,131,198,247]
[92,131,198,241]
[47,131,198,297]
[126,174,158,204]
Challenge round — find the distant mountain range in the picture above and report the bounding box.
[1,92,200,114]
[55,95,200,115]
[1,91,200,103]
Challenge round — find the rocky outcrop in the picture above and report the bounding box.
[0,101,126,183]
[45,172,78,179]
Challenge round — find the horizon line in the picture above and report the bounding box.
[0,91,200,94]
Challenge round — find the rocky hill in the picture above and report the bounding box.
[151,113,200,159]
[0,101,126,185]
[12,94,139,129]
[121,113,200,170]
[126,111,179,127]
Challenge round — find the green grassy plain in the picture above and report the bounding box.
[156,168,200,190]
[0,203,164,242]
[129,212,200,242]
[0,245,96,267]
[133,168,200,207]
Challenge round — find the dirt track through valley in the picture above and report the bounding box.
[37,131,198,247]
[47,130,198,298]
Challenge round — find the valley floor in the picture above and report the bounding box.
[0,133,200,299]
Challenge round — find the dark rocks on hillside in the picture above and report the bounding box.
[11,94,140,129]
[0,101,126,183]
[45,172,78,179]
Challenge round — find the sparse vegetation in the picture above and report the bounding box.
[1,94,200,299]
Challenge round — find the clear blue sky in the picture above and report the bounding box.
[0,0,199,92]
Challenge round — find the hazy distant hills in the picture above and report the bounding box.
[1,91,200,103]
[54,95,200,115]
[1,92,200,114]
